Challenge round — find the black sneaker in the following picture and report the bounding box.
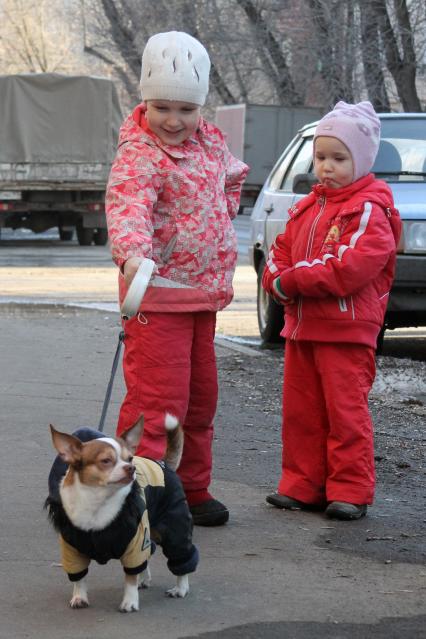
[189,498,229,526]
[325,501,367,520]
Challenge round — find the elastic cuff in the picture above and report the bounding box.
[68,568,89,582]
[273,277,289,301]
[123,560,147,576]
[167,546,199,576]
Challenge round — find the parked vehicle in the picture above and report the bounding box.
[215,104,323,211]
[0,73,122,245]
[249,113,426,344]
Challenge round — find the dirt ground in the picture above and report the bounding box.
[214,342,426,566]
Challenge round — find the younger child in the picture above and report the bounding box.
[106,32,248,526]
[262,101,401,520]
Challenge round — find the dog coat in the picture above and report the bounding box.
[46,428,199,582]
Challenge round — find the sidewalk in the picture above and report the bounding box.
[0,305,425,639]
[0,261,260,339]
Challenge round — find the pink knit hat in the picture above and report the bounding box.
[314,101,381,181]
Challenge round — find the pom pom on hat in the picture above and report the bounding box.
[140,31,210,106]
[314,101,381,181]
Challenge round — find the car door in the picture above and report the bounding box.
[265,135,314,250]
[250,137,300,261]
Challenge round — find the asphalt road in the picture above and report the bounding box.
[0,304,425,639]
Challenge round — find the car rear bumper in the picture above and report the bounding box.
[389,255,426,314]
[395,254,426,287]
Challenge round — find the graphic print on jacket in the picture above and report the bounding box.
[106,104,249,313]
[263,174,401,348]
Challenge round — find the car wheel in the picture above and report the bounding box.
[76,223,94,246]
[93,228,108,246]
[376,325,385,354]
[257,257,284,343]
[58,228,74,241]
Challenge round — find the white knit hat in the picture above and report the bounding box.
[314,101,381,181]
[140,31,210,106]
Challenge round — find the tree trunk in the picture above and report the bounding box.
[236,0,300,105]
[84,45,138,99]
[307,0,354,107]
[99,0,141,79]
[371,0,422,112]
[181,1,237,104]
[359,2,391,111]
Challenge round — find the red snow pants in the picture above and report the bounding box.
[278,340,376,505]
[117,311,218,502]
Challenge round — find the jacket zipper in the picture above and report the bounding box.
[338,297,347,312]
[305,197,326,260]
[291,196,326,340]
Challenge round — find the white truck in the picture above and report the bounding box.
[0,73,122,245]
[215,103,323,211]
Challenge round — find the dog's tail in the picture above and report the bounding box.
[164,414,184,471]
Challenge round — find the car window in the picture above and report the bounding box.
[268,139,301,191]
[280,137,314,191]
[373,118,426,182]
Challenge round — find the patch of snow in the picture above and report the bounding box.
[373,356,426,399]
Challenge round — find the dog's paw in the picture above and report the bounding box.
[70,596,89,609]
[120,575,139,611]
[70,580,89,608]
[165,586,186,598]
[165,575,189,598]
[119,597,139,613]
[139,580,150,589]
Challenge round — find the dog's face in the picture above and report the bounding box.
[50,419,143,490]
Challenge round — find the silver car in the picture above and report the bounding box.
[249,113,426,344]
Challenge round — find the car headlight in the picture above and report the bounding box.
[399,221,426,254]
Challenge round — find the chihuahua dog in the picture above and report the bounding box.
[45,415,198,612]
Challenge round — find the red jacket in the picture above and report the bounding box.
[262,174,401,348]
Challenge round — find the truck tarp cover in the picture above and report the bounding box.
[0,74,122,163]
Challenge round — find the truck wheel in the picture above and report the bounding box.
[93,228,108,246]
[257,257,284,343]
[59,228,74,241]
[76,224,94,246]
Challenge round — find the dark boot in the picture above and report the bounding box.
[189,498,229,526]
[325,501,367,520]
[266,493,306,510]
[266,493,326,511]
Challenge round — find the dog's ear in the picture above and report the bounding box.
[121,415,144,453]
[49,425,83,464]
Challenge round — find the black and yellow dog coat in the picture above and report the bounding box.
[45,427,199,583]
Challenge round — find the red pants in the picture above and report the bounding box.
[278,340,376,505]
[117,311,218,502]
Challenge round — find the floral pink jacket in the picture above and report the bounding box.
[106,104,249,313]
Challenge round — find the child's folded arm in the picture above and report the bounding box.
[261,227,293,298]
[280,204,396,299]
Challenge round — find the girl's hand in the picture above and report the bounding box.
[123,257,143,288]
